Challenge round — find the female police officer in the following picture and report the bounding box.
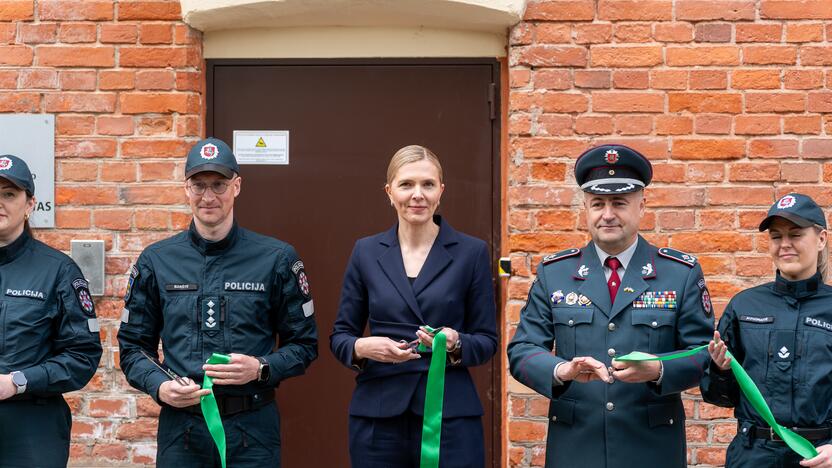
[702,193,832,467]
[0,154,102,467]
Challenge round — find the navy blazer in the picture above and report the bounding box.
[330,216,498,418]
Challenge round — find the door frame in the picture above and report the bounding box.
[206,57,503,466]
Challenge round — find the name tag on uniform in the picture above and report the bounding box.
[739,315,774,324]
[166,283,198,292]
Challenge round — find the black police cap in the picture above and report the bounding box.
[185,137,240,179]
[574,144,652,195]
[0,154,35,196]
[759,193,826,231]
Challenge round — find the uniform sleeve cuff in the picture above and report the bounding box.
[19,365,48,393]
[552,362,565,386]
[146,372,171,405]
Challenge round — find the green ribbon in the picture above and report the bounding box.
[616,345,819,459]
[200,352,231,468]
[417,326,448,468]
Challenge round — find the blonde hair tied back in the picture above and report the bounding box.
[386,145,443,185]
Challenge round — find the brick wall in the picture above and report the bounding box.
[1,1,201,465]
[506,1,832,467]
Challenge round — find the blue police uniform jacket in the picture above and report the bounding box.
[117,221,318,401]
[330,216,498,418]
[508,236,715,468]
[701,271,832,432]
[0,229,102,393]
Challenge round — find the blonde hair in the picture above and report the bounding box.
[386,145,443,185]
[816,225,829,282]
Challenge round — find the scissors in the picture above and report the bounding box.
[404,326,445,352]
[139,348,189,386]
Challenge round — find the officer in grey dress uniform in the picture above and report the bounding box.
[508,144,715,468]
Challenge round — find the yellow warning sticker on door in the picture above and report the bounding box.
[255,137,267,148]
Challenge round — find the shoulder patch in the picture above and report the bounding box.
[542,248,580,265]
[72,278,95,317]
[124,264,139,304]
[291,260,311,300]
[658,248,697,267]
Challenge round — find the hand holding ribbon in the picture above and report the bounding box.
[201,353,231,468]
[417,325,448,468]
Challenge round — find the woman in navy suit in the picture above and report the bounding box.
[330,145,498,467]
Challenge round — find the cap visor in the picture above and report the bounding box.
[758,212,814,231]
[185,164,234,179]
[0,174,30,193]
[581,181,642,195]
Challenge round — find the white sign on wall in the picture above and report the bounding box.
[233,130,289,165]
[0,114,55,228]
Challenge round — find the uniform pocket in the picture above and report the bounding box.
[736,323,771,384]
[647,401,681,428]
[549,398,575,426]
[552,308,593,358]
[631,310,675,353]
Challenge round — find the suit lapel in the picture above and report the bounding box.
[413,217,456,297]
[609,237,654,320]
[376,226,425,323]
[576,244,612,317]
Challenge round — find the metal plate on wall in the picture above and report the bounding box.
[71,240,105,296]
[0,114,55,228]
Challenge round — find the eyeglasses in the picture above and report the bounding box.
[187,180,233,195]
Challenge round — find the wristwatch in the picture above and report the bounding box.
[10,371,27,394]
[256,357,270,383]
[447,336,462,366]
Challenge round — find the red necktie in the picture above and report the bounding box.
[605,256,621,303]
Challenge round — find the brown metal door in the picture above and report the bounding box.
[208,59,501,467]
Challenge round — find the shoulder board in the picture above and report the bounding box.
[657,248,697,267]
[542,248,580,265]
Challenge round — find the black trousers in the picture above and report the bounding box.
[0,396,71,468]
[156,401,281,468]
[726,433,831,468]
[349,411,485,468]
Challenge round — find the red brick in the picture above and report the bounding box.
[56,114,94,135]
[735,115,780,135]
[120,93,194,114]
[508,185,576,206]
[615,115,652,135]
[175,71,202,92]
[98,116,134,136]
[59,70,96,90]
[669,93,742,113]
[677,1,756,20]
[120,185,187,205]
[613,23,652,43]
[743,45,798,65]
[509,232,588,252]
[574,70,610,89]
[101,162,137,182]
[594,137,669,158]
[134,209,170,230]
[139,23,172,44]
[118,1,181,20]
[784,115,821,134]
[801,46,832,65]
[696,447,727,465]
[695,114,731,134]
[60,161,97,182]
[656,115,693,135]
[534,70,570,90]
[524,0,595,21]
[510,69,530,89]
[695,23,732,43]
[713,422,738,443]
[99,70,135,90]
[174,24,198,45]
[575,24,611,44]
[688,163,726,182]
[590,46,662,67]
[598,0,671,20]
[781,162,819,182]
[784,69,823,89]
[0,45,33,65]
[645,187,706,207]
[673,139,745,160]
[37,46,114,67]
[137,116,173,135]
[0,70,16,88]
[652,163,686,183]
[613,71,648,89]
[515,46,587,67]
[140,162,177,181]
[690,70,727,90]
[736,23,782,42]
[100,24,137,43]
[534,24,571,43]
[749,139,799,158]
[509,114,531,135]
[786,22,824,42]
[19,69,57,88]
[121,139,191,158]
[807,92,832,112]
[745,93,805,113]
[119,46,189,67]
[0,23,15,43]
[19,22,57,43]
[55,186,118,205]
[667,46,739,66]
[59,22,96,43]
[824,163,832,182]
[699,210,736,230]
[55,138,117,158]
[38,1,112,20]
[671,231,754,252]
[802,139,832,158]
[653,22,694,42]
[90,443,128,462]
[538,93,589,113]
[0,92,39,112]
[95,209,133,230]
[136,70,175,90]
[731,69,781,90]
[43,93,116,113]
[650,70,687,90]
[761,1,832,19]
[729,162,780,181]
[116,418,158,440]
[739,209,769,229]
[0,1,33,20]
[658,211,695,230]
[535,209,577,230]
[510,23,533,46]
[575,116,613,135]
[592,92,663,113]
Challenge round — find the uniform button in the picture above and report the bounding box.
[651,321,658,328]
[551,416,557,422]
[607,348,616,357]
[606,402,615,411]
[608,323,616,331]
[669,418,674,425]
[568,319,574,326]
